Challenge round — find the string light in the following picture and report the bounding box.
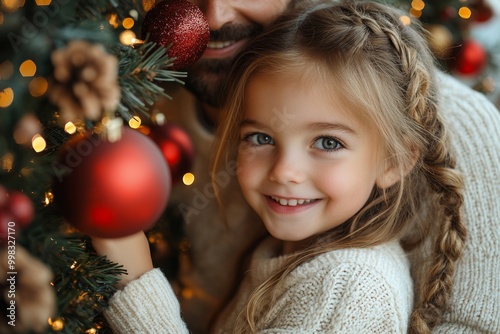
[129,116,141,128]
[48,317,64,331]
[64,121,77,134]
[122,17,135,29]
[1,0,26,12]
[458,7,472,19]
[411,0,425,11]
[0,87,14,108]
[35,0,51,5]
[31,134,46,152]
[119,30,137,46]
[1,153,14,171]
[0,61,13,80]
[29,77,48,97]
[19,59,36,77]
[183,173,195,186]
[44,191,54,205]
[399,15,411,26]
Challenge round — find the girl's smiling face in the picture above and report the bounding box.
[237,71,390,248]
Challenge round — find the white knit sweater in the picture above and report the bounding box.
[104,239,412,333]
[105,72,500,333]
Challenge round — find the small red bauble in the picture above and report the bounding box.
[148,123,194,184]
[53,128,171,238]
[0,186,34,245]
[141,0,209,71]
[456,40,487,76]
[7,191,35,228]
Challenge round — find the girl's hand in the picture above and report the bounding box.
[91,231,154,289]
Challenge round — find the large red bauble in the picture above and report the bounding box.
[141,0,209,71]
[53,128,171,238]
[456,40,487,76]
[148,123,194,184]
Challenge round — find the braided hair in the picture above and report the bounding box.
[212,1,466,332]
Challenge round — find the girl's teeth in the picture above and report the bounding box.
[272,197,312,206]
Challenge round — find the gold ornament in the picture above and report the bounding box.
[425,24,454,58]
[48,40,121,124]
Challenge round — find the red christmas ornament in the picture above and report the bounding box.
[148,123,194,184]
[471,0,494,23]
[141,0,209,71]
[53,128,171,238]
[456,40,487,76]
[0,186,35,245]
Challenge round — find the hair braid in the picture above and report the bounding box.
[359,7,466,332]
[391,16,467,334]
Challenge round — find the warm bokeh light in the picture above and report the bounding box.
[0,61,14,80]
[129,116,141,129]
[123,17,135,29]
[409,8,422,18]
[0,87,14,108]
[411,0,425,11]
[1,153,14,171]
[142,0,155,12]
[458,7,472,19]
[44,191,54,205]
[1,0,26,12]
[399,15,411,26]
[108,13,119,28]
[29,77,48,97]
[32,134,47,152]
[183,173,195,186]
[20,59,37,77]
[35,0,51,5]
[64,121,77,134]
[119,30,137,46]
[48,317,64,331]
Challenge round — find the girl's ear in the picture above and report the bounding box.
[376,149,419,189]
[376,164,401,189]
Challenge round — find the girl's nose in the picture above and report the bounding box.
[268,150,306,185]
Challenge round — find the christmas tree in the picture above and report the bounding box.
[0,0,498,333]
[0,0,208,332]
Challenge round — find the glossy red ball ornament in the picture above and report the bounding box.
[7,191,35,228]
[456,40,487,76]
[148,123,194,184]
[141,0,209,71]
[53,128,171,238]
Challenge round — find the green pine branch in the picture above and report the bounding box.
[114,42,187,119]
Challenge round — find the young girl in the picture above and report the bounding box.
[93,1,466,333]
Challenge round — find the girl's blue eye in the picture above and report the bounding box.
[313,137,342,150]
[245,133,274,145]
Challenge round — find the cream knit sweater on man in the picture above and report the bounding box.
[104,239,412,333]
[104,71,500,333]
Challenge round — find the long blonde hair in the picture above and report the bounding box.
[211,1,465,333]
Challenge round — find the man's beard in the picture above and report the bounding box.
[184,23,262,108]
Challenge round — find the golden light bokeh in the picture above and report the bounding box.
[29,77,48,97]
[123,17,135,29]
[129,116,141,129]
[32,134,47,152]
[183,173,195,186]
[0,87,14,108]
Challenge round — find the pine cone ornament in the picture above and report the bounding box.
[0,245,56,333]
[49,41,121,124]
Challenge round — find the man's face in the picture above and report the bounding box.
[185,0,293,107]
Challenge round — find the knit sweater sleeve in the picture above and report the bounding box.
[429,73,500,333]
[103,268,189,334]
[258,262,410,333]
